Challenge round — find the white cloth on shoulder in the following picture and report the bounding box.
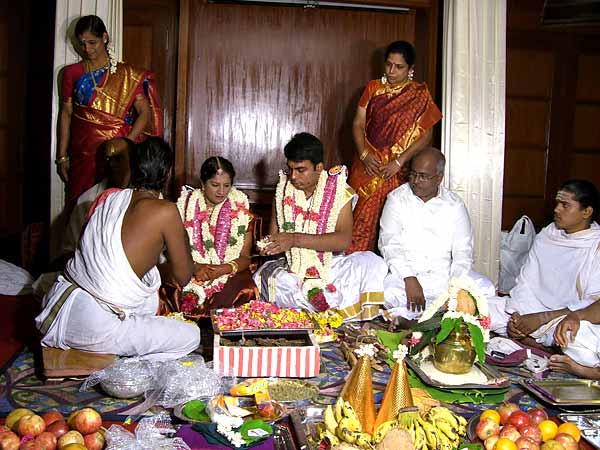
[35,189,200,360]
[254,251,386,321]
[379,184,495,319]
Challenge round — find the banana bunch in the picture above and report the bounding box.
[321,398,373,449]
[395,406,467,450]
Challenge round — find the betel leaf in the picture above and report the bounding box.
[238,419,272,444]
[436,318,456,344]
[182,399,210,421]
[410,310,445,332]
[467,322,486,364]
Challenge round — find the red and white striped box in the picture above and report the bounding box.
[213,331,320,378]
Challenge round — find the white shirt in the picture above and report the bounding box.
[378,183,473,280]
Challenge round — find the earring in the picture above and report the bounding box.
[408,68,414,81]
[381,74,388,85]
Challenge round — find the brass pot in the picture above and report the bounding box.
[432,323,476,374]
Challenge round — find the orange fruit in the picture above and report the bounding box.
[557,422,581,442]
[480,409,501,424]
[495,437,518,450]
[539,420,559,441]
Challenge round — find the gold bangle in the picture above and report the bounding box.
[55,155,70,165]
[359,150,369,161]
[227,261,239,274]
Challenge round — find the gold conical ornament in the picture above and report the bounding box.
[340,344,376,434]
[374,345,414,430]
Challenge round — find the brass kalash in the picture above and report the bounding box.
[432,323,476,374]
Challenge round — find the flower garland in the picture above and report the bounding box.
[410,276,491,364]
[176,186,251,311]
[274,166,348,306]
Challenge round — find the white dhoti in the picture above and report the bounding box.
[384,270,495,320]
[35,189,200,360]
[254,251,386,321]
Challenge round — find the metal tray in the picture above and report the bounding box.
[520,379,600,406]
[406,356,511,390]
[558,413,600,450]
[211,308,315,335]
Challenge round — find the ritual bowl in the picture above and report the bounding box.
[101,373,153,399]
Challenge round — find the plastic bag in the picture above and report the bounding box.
[498,215,536,294]
[105,412,190,450]
[80,357,156,399]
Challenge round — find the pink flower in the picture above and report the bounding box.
[306,266,320,278]
[309,291,329,312]
[326,283,337,293]
[408,334,422,347]
[478,315,491,329]
[283,196,295,206]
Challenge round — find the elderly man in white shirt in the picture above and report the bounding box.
[379,147,495,321]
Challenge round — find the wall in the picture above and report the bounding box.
[503,0,600,229]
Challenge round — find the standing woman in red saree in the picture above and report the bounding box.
[56,15,162,202]
[347,41,442,253]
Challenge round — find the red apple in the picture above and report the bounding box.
[516,436,540,450]
[0,427,8,434]
[527,408,549,426]
[540,440,566,450]
[83,431,104,450]
[521,425,543,443]
[498,402,521,425]
[554,433,577,450]
[509,410,531,430]
[71,408,101,435]
[41,411,64,428]
[45,422,68,439]
[476,418,501,440]
[57,430,84,449]
[17,415,45,438]
[0,431,20,450]
[484,434,500,450]
[35,432,57,450]
[500,424,522,442]
[5,410,33,432]
[19,442,44,450]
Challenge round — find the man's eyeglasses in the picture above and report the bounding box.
[408,170,438,182]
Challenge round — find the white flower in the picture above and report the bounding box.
[392,344,408,362]
[354,343,377,358]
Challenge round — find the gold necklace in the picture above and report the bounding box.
[87,60,110,91]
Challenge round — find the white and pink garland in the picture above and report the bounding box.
[274,166,348,299]
[176,186,251,309]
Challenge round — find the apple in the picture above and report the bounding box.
[540,440,566,450]
[5,409,33,431]
[57,430,84,449]
[41,411,64,428]
[498,402,521,424]
[476,418,501,440]
[65,412,78,430]
[484,434,500,450]
[19,442,44,450]
[521,425,543,443]
[554,433,578,450]
[71,408,101,435]
[59,445,86,450]
[0,431,20,450]
[509,410,531,430]
[516,436,540,450]
[500,424,522,442]
[83,431,105,450]
[0,427,8,434]
[17,415,45,438]
[527,408,548,426]
[46,422,68,439]
[35,432,57,450]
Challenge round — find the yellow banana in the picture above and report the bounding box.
[355,432,374,449]
[418,417,438,450]
[372,420,397,444]
[334,397,344,423]
[342,401,360,421]
[322,429,340,447]
[324,405,338,434]
[429,407,459,429]
[455,412,467,428]
[434,418,459,442]
[337,426,358,444]
[413,421,428,450]
[435,429,454,450]
[339,416,361,433]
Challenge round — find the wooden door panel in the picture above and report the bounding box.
[502,197,546,229]
[506,49,554,97]
[505,99,550,146]
[185,0,416,189]
[122,25,153,71]
[570,153,600,189]
[573,104,600,150]
[503,148,547,197]
[576,54,600,101]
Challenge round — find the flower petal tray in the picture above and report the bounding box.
[211,308,315,335]
[406,356,511,390]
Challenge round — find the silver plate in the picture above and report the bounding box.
[521,379,600,407]
[558,413,600,450]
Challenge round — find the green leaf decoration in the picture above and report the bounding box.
[237,225,247,236]
[410,310,444,332]
[182,399,210,421]
[460,443,484,450]
[436,318,456,344]
[467,322,486,364]
[307,287,321,299]
[228,235,238,245]
[238,419,272,444]
[204,239,214,249]
[410,329,436,356]
[282,222,295,231]
[468,291,479,315]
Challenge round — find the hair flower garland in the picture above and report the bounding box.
[410,276,491,364]
[393,344,408,362]
[354,343,377,359]
[274,166,348,308]
[177,186,251,311]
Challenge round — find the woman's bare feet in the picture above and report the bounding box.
[549,354,600,379]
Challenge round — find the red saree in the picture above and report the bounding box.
[63,62,162,201]
[347,80,442,253]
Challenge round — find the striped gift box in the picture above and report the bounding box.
[213,332,320,378]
